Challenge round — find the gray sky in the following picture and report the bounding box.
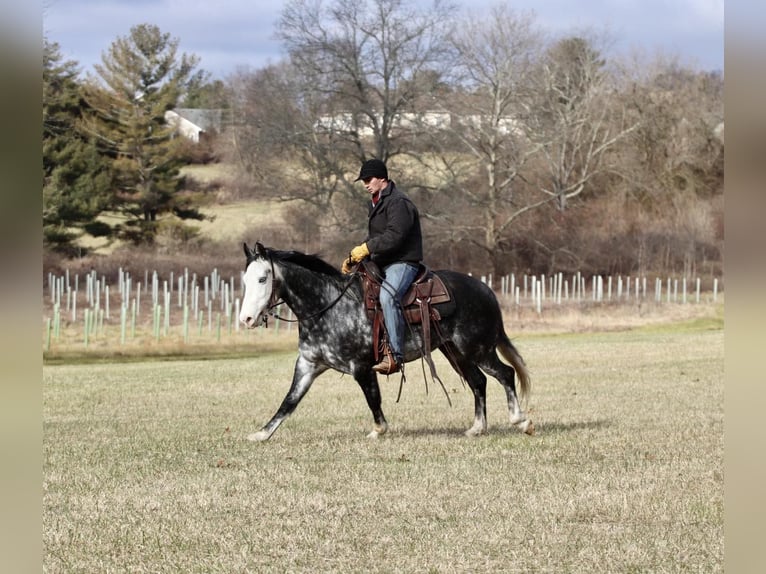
[43,0,724,79]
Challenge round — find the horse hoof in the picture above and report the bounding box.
[367,423,388,439]
[247,431,270,442]
[518,420,535,435]
[464,426,486,437]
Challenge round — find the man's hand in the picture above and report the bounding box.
[341,258,354,274]
[349,243,370,263]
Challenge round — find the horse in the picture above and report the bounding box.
[238,241,533,441]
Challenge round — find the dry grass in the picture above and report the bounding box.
[73,164,291,254]
[73,199,290,255]
[42,315,300,364]
[194,200,290,244]
[179,164,235,184]
[503,296,724,335]
[43,319,723,572]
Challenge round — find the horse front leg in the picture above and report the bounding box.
[248,355,326,442]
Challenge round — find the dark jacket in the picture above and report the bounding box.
[365,181,423,268]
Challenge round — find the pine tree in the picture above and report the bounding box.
[81,23,207,244]
[43,38,114,252]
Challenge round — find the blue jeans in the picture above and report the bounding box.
[379,262,419,363]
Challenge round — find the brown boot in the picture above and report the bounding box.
[372,356,400,375]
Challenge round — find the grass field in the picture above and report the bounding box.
[43,317,723,573]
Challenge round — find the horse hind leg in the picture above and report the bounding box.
[479,352,535,435]
[464,364,489,437]
[441,345,488,436]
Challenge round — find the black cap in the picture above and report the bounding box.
[354,158,388,181]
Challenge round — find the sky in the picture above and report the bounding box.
[43,0,724,80]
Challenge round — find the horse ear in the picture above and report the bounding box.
[255,241,266,256]
[243,242,254,258]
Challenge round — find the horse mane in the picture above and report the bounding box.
[270,249,343,279]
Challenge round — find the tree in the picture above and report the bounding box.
[181,77,228,109]
[80,23,207,244]
[278,0,457,163]
[529,35,638,212]
[224,61,369,253]
[219,0,459,254]
[225,64,303,185]
[43,38,114,252]
[613,56,724,275]
[434,5,544,274]
[268,0,455,246]
[622,60,723,206]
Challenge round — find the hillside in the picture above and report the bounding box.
[75,164,290,254]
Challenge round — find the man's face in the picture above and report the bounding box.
[361,176,387,196]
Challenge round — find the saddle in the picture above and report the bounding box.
[358,260,454,367]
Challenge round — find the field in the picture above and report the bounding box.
[43,314,724,572]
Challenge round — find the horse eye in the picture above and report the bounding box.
[258,276,268,284]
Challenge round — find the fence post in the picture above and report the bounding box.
[183,305,189,343]
[120,305,127,345]
[46,318,52,351]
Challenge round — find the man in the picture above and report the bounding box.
[342,158,423,375]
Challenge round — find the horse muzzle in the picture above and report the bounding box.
[240,312,266,329]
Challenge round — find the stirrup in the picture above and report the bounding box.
[373,356,400,375]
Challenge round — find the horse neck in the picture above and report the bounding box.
[277,263,350,319]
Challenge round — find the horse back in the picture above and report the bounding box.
[432,269,504,322]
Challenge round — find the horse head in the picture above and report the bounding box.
[240,241,278,328]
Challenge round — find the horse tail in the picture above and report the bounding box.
[497,331,531,402]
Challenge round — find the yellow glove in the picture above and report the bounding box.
[341,258,354,274]
[349,243,370,263]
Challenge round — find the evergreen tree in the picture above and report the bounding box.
[43,38,114,252]
[81,23,207,244]
[182,78,229,109]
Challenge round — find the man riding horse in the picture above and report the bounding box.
[342,158,423,376]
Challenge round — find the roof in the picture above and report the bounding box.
[172,108,224,133]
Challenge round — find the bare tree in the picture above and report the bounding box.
[224,64,301,186]
[611,54,724,275]
[277,0,457,164]
[431,5,544,273]
[221,0,460,254]
[224,60,374,253]
[224,0,456,255]
[528,34,639,212]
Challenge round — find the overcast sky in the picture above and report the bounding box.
[43,0,724,79]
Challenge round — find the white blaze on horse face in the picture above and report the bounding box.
[239,258,274,328]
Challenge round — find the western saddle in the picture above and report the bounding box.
[357,260,454,380]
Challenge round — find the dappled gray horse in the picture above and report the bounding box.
[239,242,533,441]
